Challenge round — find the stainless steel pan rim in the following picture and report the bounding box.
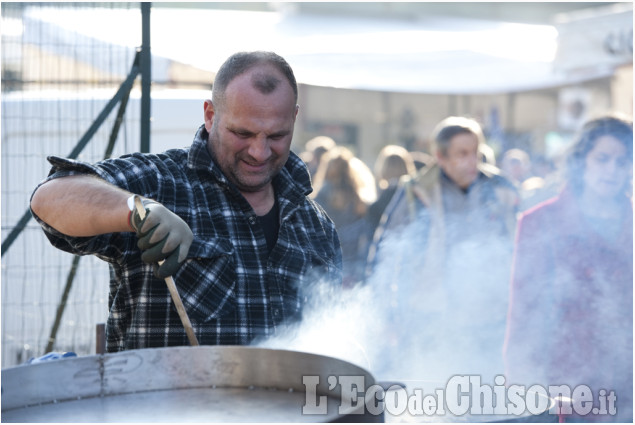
[1,345,382,423]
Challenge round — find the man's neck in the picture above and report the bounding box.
[440,168,473,193]
[242,184,275,216]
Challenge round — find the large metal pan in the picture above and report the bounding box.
[1,346,383,423]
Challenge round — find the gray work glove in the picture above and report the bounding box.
[130,199,193,279]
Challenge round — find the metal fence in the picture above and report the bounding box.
[1,2,149,368]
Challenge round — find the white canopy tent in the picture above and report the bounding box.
[18,3,632,94]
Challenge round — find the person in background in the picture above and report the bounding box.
[30,51,342,352]
[501,148,542,211]
[300,135,336,178]
[311,146,374,287]
[501,148,532,187]
[504,114,633,422]
[367,116,518,380]
[366,144,416,238]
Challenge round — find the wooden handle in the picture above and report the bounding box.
[132,195,199,346]
[163,276,199,346]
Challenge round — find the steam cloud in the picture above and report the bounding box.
[257,215,513,385]
[256,206,632,421]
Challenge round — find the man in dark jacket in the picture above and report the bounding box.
[367,116,518,381]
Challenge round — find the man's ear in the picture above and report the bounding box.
[203,99,215,131]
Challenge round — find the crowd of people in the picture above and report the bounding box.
[300,118,562,289]
[30,51,632,422]
[301,113,633,422]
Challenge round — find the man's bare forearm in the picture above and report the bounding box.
[31,175,133,237]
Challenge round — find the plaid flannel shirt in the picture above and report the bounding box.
[32,125,342,352]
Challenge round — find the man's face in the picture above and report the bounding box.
[204,67,298,194]
[436,132,480,190]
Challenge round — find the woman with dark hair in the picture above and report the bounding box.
[504,115,633,422]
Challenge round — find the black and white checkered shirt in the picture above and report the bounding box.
[33,125,342,352]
